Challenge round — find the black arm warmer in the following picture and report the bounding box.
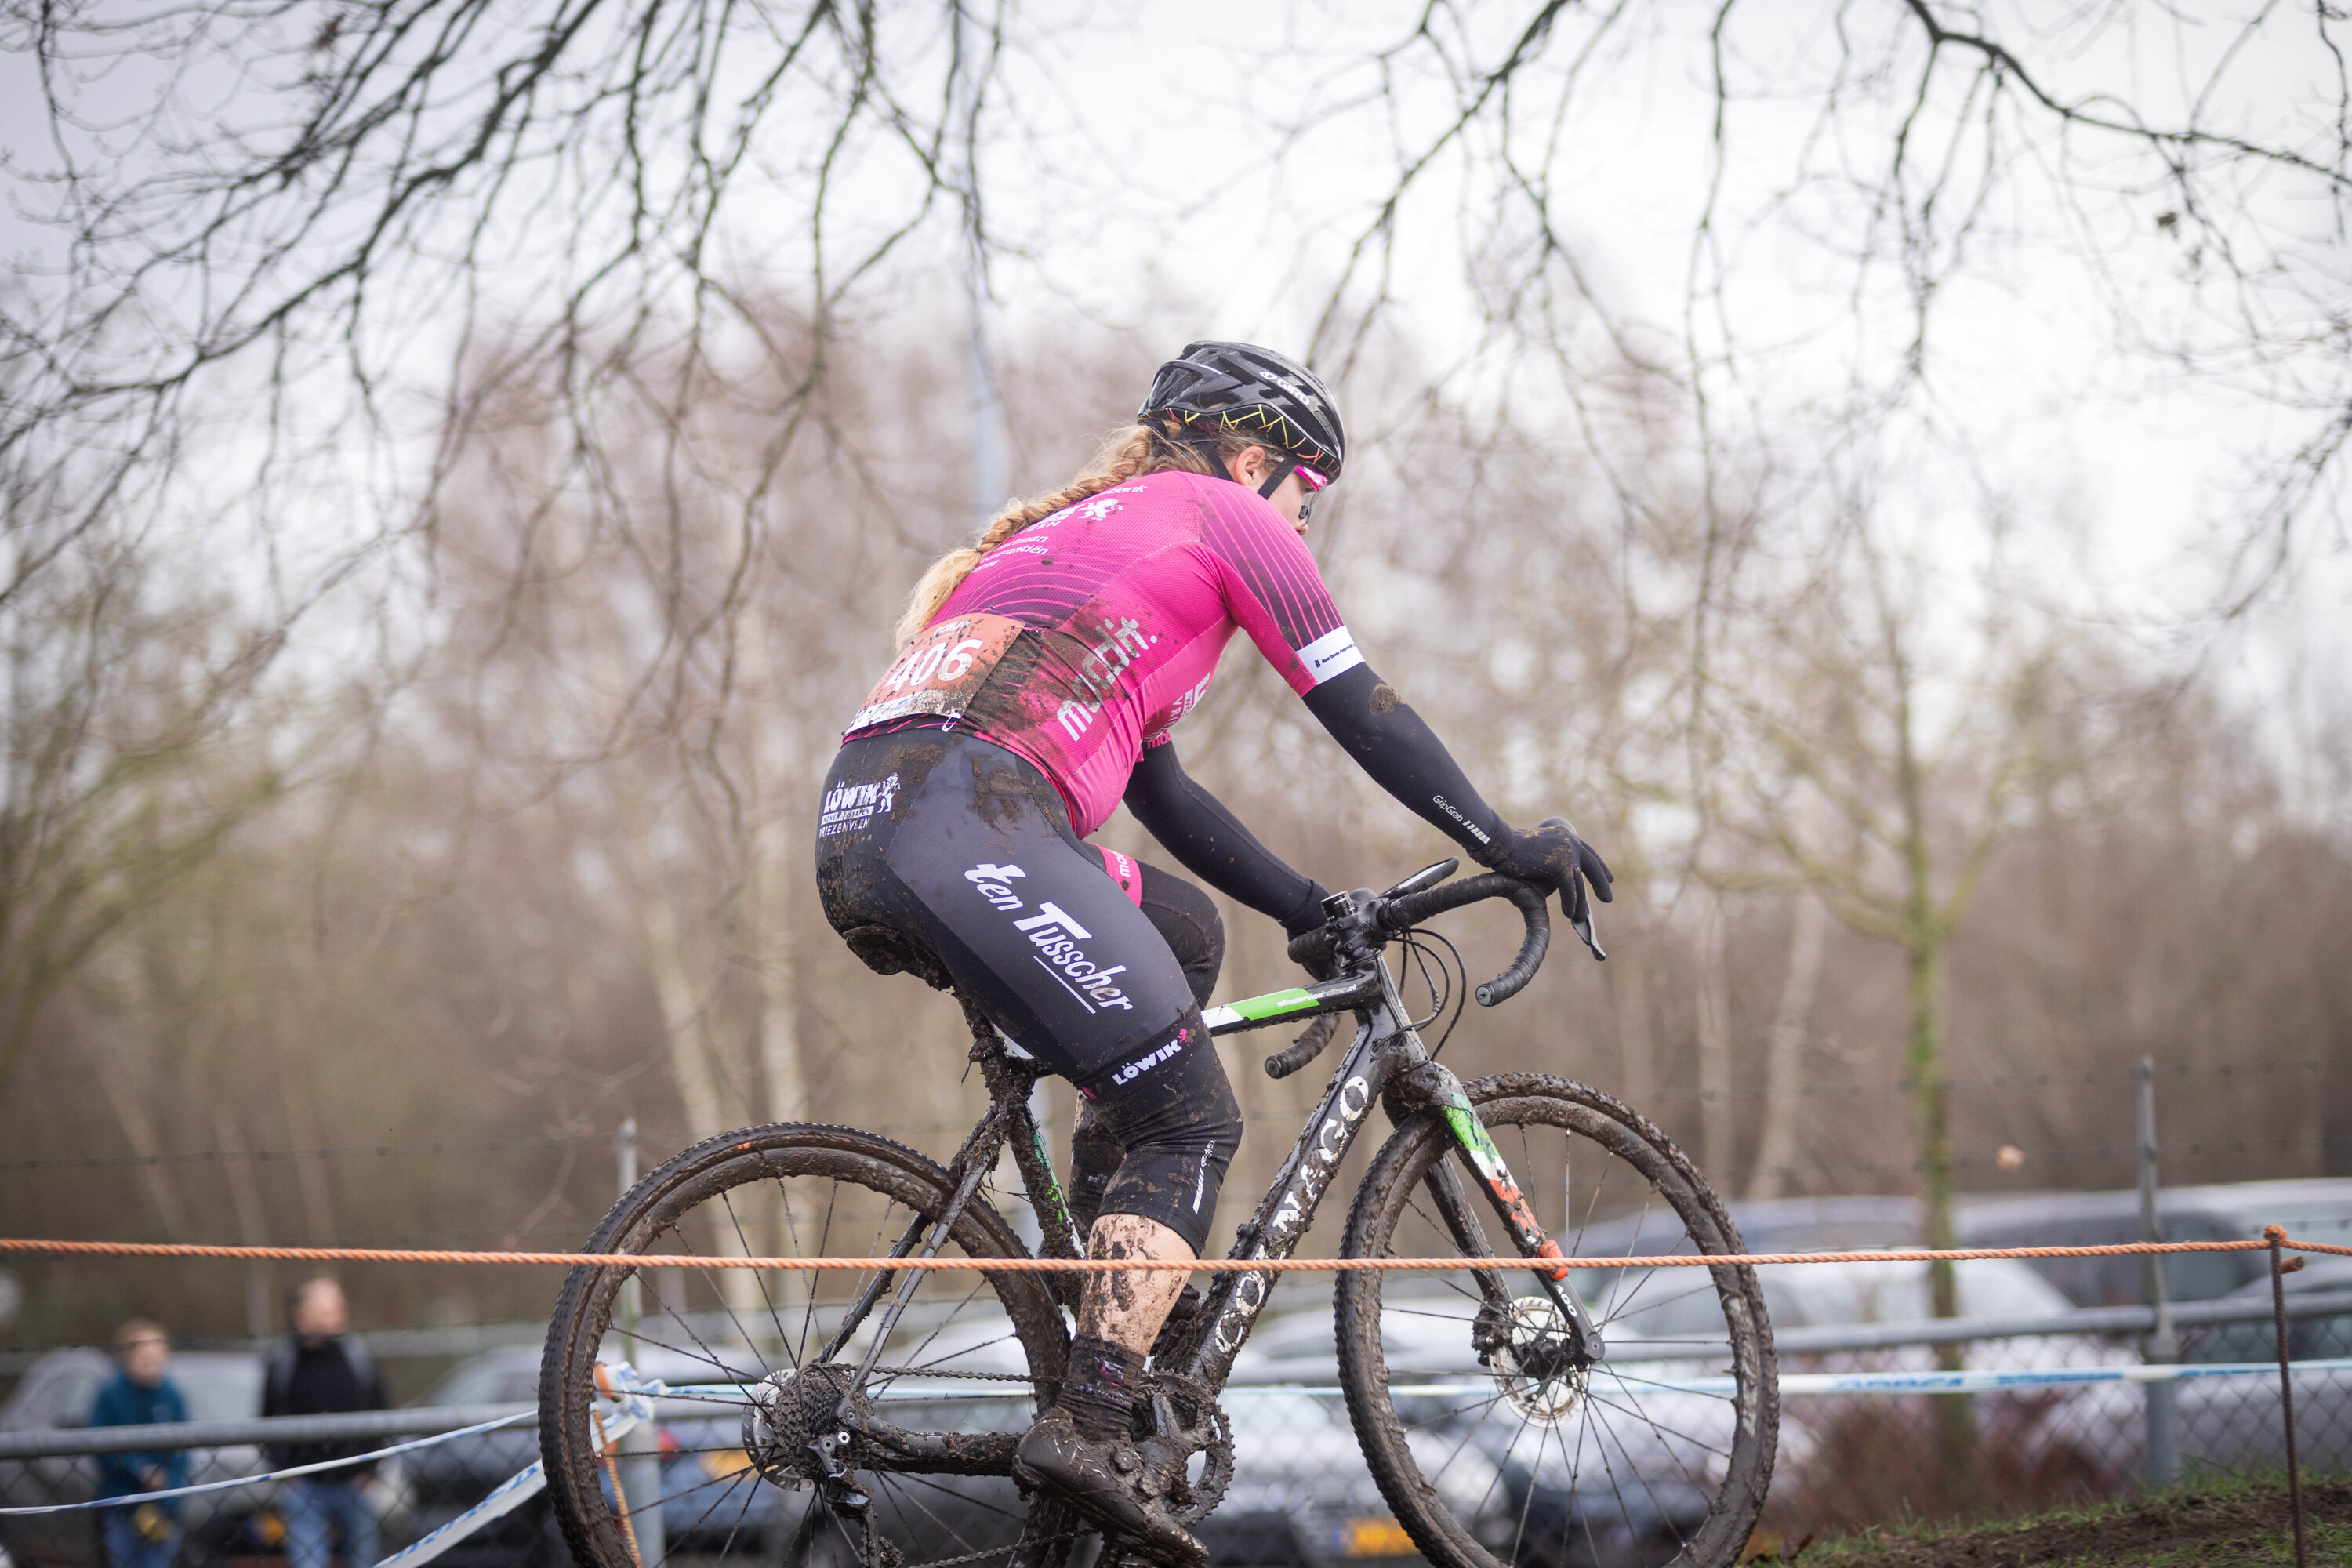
[1123,742,1326,929]
[1301,663,1510,858]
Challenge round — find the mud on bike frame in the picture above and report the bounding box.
[826,854,1607,1472]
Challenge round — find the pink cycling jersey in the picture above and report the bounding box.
[848,469,1363,836]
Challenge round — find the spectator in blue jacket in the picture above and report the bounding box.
[89,1319,188,1568]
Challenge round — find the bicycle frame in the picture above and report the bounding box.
[823,891,1599,1477]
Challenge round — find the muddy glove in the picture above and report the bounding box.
[1279,880,1338,982]
[1267,881,1341,1079]
[1473,816,1613,956]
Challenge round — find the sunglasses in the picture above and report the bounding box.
[1294,464,1332,522]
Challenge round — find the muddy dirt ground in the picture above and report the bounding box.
[1773,1478,2352,1566]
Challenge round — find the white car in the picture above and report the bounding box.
[1601,1255,2137,1521]
[2168,1257,2352,1475]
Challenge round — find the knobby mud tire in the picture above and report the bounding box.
[539,1121,1073,1568]
[1335,1074,1777,1568]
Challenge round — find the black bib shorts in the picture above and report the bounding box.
[815,730,1242,1255]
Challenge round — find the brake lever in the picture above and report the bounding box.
[1570,906,1606,961]
[1537,816,1607,962]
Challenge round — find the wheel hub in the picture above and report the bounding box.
[1486,1295,1588,1425]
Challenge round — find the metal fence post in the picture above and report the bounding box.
[2268,1226,2307,1568]
[2137,1058,2177,1490]
[615,1117,665,1566]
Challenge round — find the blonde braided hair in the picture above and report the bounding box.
[894,416,1284,645]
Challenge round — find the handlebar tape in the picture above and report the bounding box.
[1263,1014,1339,1080]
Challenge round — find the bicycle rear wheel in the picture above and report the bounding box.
[540,1122,1076,1568]
[1336,1073,1776,1568]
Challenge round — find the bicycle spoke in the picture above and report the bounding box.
[660,1221,775,1375]
[543,1127,1066,1568]
[717,1185,797,1366]
[666,1465,764,1548]
[1593,1382,1704,1556]
[1580,1385,1735,1464]
[1337,1080,1772,1568]
[869,1468,1012,1560]
[882,1469,1032,1525]
[703,1472,766,1563]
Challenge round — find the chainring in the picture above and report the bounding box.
[1131,1371,1234,1526]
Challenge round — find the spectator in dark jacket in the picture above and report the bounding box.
[263,1278,386,1568]
[90,1319,188,1568]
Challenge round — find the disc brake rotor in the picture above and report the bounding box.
[1487,1295,1588,1425]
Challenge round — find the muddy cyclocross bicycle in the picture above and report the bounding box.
[539,856,1777,1568]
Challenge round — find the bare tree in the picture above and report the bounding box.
[1678,471,2132,1504]
[0,481,292,1094]
[1304,2,2352,623]
[0,1,1029,1105]
[1747,893,1827,1202]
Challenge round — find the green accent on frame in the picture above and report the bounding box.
[1443,1102,1508,1174]
[1030,1130,1075,1237]
[1229,987,1320,1021]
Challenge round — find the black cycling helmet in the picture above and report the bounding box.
[1138,341,1347,497]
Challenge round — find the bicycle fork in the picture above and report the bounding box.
[1395,1058,1607,1364]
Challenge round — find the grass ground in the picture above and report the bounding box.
[1755,1475,2352,1566]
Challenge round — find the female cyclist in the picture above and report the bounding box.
[814,340,1613,1566]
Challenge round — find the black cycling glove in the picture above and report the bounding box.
[1281,882,1338,981]
[1472,816,1614,943]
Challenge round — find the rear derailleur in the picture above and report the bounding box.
[744,1365,905,1566]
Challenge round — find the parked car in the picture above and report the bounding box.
[2166,1256,2352,1474]
[1621,1255,2134,1525]
[0,1349,272,1568]
[1953,1178,2352,1308]
[1216,1388,1508,1568]
[1690,1179,2352,1313]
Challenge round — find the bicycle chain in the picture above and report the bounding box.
[862,1364,1037,1383]
[893,1529,1080,1568]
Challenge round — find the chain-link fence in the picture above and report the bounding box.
[1766,1323,2352,1533]
[0,1412,552,1568]
[4,1287,2344,1568]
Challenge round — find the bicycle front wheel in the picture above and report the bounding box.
[540,1122,1075,1568]
[1337,1073,1776,1568]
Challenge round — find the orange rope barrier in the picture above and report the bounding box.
[0,1234,2337,1271]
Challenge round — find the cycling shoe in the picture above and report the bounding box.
[1012,1406,1206,1568]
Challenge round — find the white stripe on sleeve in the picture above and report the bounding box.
[1298,626,1363,685]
